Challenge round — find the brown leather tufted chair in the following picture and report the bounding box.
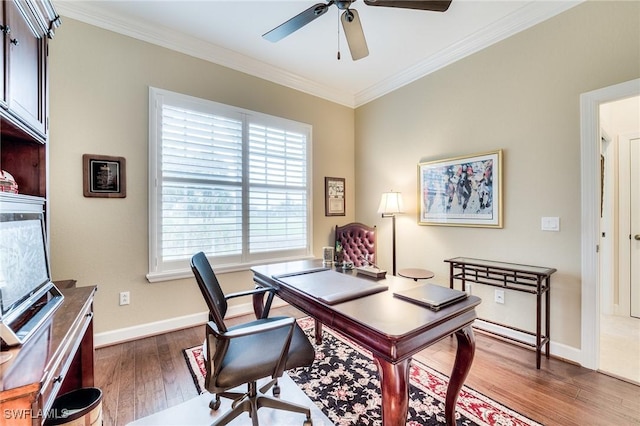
[334,222,376,267]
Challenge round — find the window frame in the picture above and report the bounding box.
[147,87,313,282]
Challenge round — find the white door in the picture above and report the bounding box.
[631,135,640,318]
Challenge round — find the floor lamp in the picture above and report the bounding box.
[378,191,404,276]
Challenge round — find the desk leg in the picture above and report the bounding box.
[373,356,410,426]
[252,291,265,319]
[314,320,323,345]
[445,325,476,426]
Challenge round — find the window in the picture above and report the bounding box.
[148,88,312,282]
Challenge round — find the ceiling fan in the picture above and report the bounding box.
[262,0,453,61]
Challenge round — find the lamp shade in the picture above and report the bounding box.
[377,191,404,215]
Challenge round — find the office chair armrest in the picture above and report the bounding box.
[209,317,295,340]
[224,286,272,300]
[225,286,275,319]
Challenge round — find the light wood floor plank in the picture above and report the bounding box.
[116,340,136,426]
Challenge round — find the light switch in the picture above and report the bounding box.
[541,217,560,231]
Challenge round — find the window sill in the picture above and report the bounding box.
[146,255,315,283]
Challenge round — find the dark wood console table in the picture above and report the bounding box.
[444,257,556,369]
[0,286,97,425]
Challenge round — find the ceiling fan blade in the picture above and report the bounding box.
[263,2,331,42]
[363,0,452,12]
[341,9,369,61]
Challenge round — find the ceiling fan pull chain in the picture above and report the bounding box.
[337,11,341,60]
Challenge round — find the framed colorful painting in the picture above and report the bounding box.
[418,150,502,227]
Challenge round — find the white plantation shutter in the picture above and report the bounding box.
[148,88,312,282]
[248,124,308,253]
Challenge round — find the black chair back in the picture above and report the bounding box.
[190,251,228,333]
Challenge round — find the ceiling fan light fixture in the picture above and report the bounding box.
[341,9,368,60]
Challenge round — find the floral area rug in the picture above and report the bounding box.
[183,317,543,426]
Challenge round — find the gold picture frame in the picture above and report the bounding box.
[418,150,502,227]
[325,177,345,216]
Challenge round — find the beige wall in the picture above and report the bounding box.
[48,18,355,335]
[354,1,640,350]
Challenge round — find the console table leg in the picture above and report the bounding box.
[373,356,410,426]
[446,325,476,426]
[545,276,551,359]
[536,282,542,369]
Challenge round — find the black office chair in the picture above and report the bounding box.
[190,252,315,426]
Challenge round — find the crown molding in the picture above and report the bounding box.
[54,1,582,109]
[354,1,583,106]
[54,1,356,107]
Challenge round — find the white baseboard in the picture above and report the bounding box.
[95,303,581,366]
[473,319,581,365]
[94,299,286,348]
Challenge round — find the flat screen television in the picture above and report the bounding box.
[0,211,63,347]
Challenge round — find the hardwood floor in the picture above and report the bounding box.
[95,306,640,426]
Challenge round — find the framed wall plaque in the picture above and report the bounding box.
[325,177,345,216]
[83,154,126,198]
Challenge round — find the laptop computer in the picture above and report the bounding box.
[393,283,467,311]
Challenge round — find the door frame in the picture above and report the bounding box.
[629,133,640,318]
[580,78,640,369]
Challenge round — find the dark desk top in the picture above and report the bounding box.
[252,260,481,362]
[1,286,97,392]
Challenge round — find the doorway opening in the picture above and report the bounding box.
[580,78,640,384]
[598,97,640,383]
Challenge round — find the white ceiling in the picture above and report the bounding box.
[54,0,582,107]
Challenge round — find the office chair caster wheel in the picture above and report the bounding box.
[209,397,221,410]
[273,384,281,397]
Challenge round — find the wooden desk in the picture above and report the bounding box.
[445,257,556,369]
[0,286,97,425]
[251,260,481,426]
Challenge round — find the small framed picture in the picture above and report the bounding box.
[325,177,345,216]
[83,154,126,198]
[418,150,502,227]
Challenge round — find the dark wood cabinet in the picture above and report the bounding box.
[0,0,59,199]
[6,0,47,138]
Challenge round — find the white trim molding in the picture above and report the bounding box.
[473,320,580,365]
[94,299,287,348]
[579,78,640,369]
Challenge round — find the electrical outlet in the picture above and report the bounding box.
[119,291,130,306]
[494,289,505,304]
